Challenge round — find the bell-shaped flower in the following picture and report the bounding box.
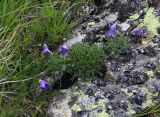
[59,44,69,57]
[39,80,50,91]
[134,28,143,37]
[42,43,51,54]
[106,22,118,38]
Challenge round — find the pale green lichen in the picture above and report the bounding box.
[128,8,148,20]
[98,111,110,117]
[129,13,140,20]
[141,87,158,108]
[121,88,133,96]
[139,8,160,35]
[121,88,128,94]
[126,102,136,115]
[71,104,81,112]
[146,70,154,79]
[87,99,106,111]
[87,103,98,110]
[128,7,160,35]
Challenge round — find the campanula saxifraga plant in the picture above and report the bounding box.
[104,35,131,55]
[69,43,104,81]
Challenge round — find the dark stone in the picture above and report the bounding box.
[118,3,136,22]
[94,17,100,23]
[94,0,102,6]
[77,110,90,117]
[85,30,97,43]
[133,107,143,113]
[155,71,160,79]
[91,78,106,87]
[106,102,116,110]
[118,100,128,110]
[95,95,102,102]
[97,109,103,113]
[137,46,156,57]
[133,95,144,105]
[104,92,115,100]
[52,73,77,89]
[119,71,148,86]
[148,0,159,7]
[157,27,160,34]
[153,8,160,16]
[110,0,122,13]
[145,62,156,70]
[153,35,160,43]
[81,25,86,30]
[86,88,94,96]
[68,96,78,107]
[130,91,146,105]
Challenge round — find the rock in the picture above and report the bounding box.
[94,0,102,6]
[77,110,90,117]
[145,62,156,70]
[120,23,130,32]
[104,91,115,100]
[86,88,94,96]
[153,35,160,43]
[48,96,72,117]
[153,8,160,16]
[157,27,160,34]
[137,46,156,57]
[119,71,148,86]
[91,78,106,87]
[148,0,159,7]
[155,66,160,79]
[118,2,136,22]
[89,110,98,117]
[129,90,146,105]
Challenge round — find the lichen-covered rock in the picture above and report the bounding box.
[48,1,160,117]
[48,96,72,117]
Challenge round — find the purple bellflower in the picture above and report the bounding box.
[59,44,69,57]
[42,43,51,54]
[134,28,143,36]
[39,80,50,91]
[106,21,118,38]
